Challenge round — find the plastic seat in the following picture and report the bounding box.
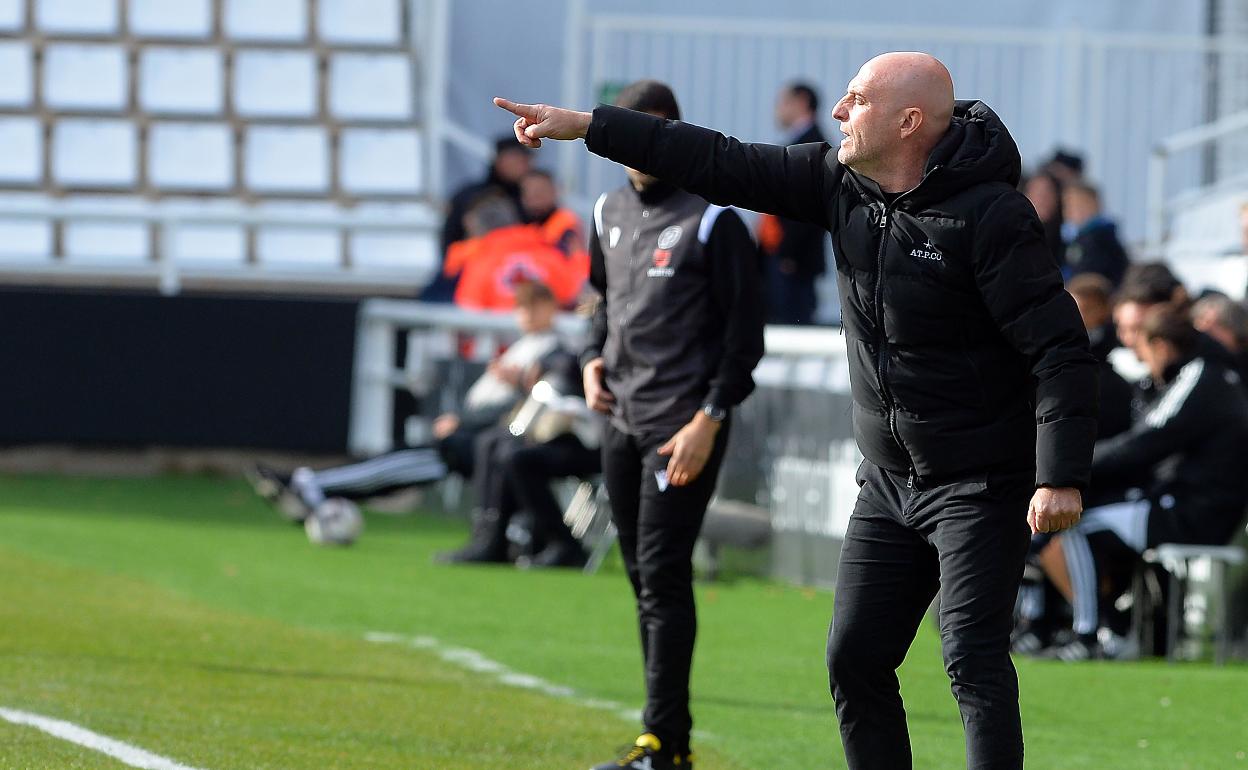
[1143,542,1246,664]
[0,117,41,183]
[130,0,212,39]
[244,125,328,193]
[329,53,411,121]
[318,0,400,45]
[0,41,32,106]
[340,128,422,194]
[223,0,305,41]
[149,123,233,190]
[53,120,136,187]
[44,44,126,111]
[139,48,223,114]
[233,50,317,117]
[38,0,116,34]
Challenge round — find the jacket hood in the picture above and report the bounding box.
[922,100,1022,199]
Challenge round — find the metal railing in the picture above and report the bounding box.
[1146,108,1248,255]
[349,299,857,584]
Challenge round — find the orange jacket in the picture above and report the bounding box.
[538,208,590,298]
[447,224,586,310]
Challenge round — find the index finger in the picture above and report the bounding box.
[493,97,538,119]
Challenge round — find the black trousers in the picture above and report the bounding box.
[468,428,600,552]
[506,434,601,546]
[602,420,730,753]
[827,461,1032,770]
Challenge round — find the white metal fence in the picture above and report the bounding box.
[559,8,1248,246]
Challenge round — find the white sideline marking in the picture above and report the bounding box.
[0,707,207,770]
[364,631,642,723]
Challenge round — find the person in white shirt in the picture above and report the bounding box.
[249,282,563,521]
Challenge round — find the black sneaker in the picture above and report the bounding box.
[590,733,693,770]
[246,463,311,523]
[1041,636,1102,662]
[523,540,588,569]
[246,463,287,503]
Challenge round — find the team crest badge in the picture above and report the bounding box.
[657,225,682,250]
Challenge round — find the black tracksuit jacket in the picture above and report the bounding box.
[581,181,764,435]
[585,101,1098,488]
[1092,353,1248,545]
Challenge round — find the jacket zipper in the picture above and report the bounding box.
[870,167,940,484]
[872,208,907,462]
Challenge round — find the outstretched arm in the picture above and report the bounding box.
[494,97,832,226]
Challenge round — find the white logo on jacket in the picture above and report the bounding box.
[657,225,683,250]
[609,226,622,248]
[910,240,943,261]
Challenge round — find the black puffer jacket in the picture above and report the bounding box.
[586,101,1098,488]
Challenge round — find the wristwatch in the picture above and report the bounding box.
[701,404,728,423]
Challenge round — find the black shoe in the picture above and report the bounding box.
[246,463,311,523]
[1040,635,1102,662]
[524,540,588,569]
[435,539,510,565]
[247,463,288,502]
[590,734,693,770]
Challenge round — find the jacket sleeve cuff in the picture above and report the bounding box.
[585,105,659,168]
[579,347,602,372]
[1035,416,1098,490]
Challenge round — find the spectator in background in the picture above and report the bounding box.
[1062,180,1129,287]
[757,82,827,325]
[423,137,533,302]
[1114,263,1188,350]
[1192,292,1248,381]
[250,282,563,521]
[1023,172,1065,268]
[521,168,591,304]
[444,193,586,310]
[1067,275,1134,445]
[1036,305,1248,660]
[1043,148,1084,185]
[438,349,602,567]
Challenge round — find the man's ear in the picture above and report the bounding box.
[899,107,924,139]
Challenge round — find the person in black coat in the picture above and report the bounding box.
[1038,306,1248,659]
[495,50,1095,770]
[1023,171,1066,270]
[758,82,828,324]
[1062,180,1130,287]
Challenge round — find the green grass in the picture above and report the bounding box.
[0,474,1244,769]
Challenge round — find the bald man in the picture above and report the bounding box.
[497,52,1097,770]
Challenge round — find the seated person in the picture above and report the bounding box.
[1191,291,1248,383]
[250,281,563,520]
[1035,306,1248,660]
[1067,274,1134,447]
[438,349,602,568]
[1013,275,1138,653]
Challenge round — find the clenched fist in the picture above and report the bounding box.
[1028,487,1083,534]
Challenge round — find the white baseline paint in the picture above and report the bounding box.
[0,707,207,770]
[364,631,643,723]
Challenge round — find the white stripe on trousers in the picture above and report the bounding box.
[1059,500,1151,635]
[310,449,448,497]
